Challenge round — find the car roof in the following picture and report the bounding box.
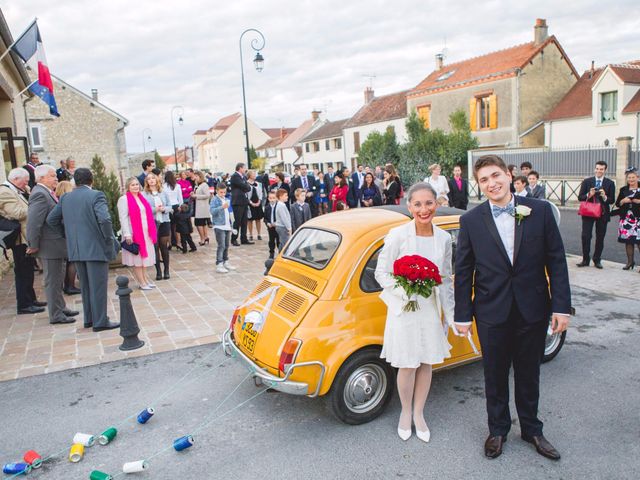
[374,205,466,217]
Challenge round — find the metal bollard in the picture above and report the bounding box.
[116,276,145,351]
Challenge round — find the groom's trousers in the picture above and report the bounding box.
[476,303,548,438]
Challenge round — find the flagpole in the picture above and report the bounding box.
[0,18,38,65]
[14,80,37,99]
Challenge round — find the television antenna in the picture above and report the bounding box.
[361,73,377,89]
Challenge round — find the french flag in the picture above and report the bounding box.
[13,21,59,117]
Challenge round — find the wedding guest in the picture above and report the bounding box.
[507,164,517,193]
[519,161,532,177]
[351,164,365,192]
[270,171,290,198]
[23,152,42,189]
[230,162,253,246]
[291,164,318,216]
[55,181,80,294]
[448,165,469,210]
[315,171,329,215]
[163,170,182,249]
[615,167,640,270]
[424,163,449,204]
[330,172,349,212]
[291,188,312,232]
[137,158,155,187]
[383,165,400,205]
[513,176,529,197]
[56,159,72,182]
[175,203,197,253]
[177,171,193,203]
[246,169,264,241]
[343,167,359,209]
[143,173,171,280]
[210,183,235,273]
[526,171,546,199]
[191,171,211,246]
[375,182,454,443]
[263,190,280,258]
[117,177,157,290]
[359,172,382,207]
[274,189,292,247]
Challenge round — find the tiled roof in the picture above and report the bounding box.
[257,136,287,150]
[343,91,408,129]
[409,36,577,97]
[262,127,296,138]
[622,89,640,114]
[301,119,349,141]
[193,130,207,135]
[278,119,317,149]
[209,112,241,132]
[610,63,640,84]
[163,148,191,166]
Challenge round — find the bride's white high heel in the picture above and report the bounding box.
[415,427,431,443]
[397,427,412,441]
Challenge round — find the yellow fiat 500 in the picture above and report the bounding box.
[222,205,566,424]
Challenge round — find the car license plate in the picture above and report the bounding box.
[241,323,259,354]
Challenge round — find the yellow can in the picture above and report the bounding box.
[69,443,84,463]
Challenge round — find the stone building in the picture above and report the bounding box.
[25,73,128,173]
[407,19,578,147]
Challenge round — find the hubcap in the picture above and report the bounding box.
[545,331,561,356]
[343,363,387,414]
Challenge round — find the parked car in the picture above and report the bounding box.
[268,172,292,186]
[223,205,567,424]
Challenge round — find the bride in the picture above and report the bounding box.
[374,182,454,442]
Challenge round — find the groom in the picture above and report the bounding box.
[454,155,571,460]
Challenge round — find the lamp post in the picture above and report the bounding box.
[141,128,152,153]
[239,28,265,169]
[171,106,184,173]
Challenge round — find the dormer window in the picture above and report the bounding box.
[436,70,455,81]
[600,91,617,123]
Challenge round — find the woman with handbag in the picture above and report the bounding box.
[143,173,172,280]
[615,167,640,270]
[117,177,158,290]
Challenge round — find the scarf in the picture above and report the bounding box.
[126,192,157,258]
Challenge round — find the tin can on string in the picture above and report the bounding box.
[73,432,95,447]
[23,450,42,468]
[69,443,84,463]
[136,407,155,424]
[89,470,113,480]
[2,463,31,475]
[122,460,148,473]
[173,435,194,451]
[98,427,118,445]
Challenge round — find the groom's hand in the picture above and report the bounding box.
[551,314,570,334]
[454,323,471,336]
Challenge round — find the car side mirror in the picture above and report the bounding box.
[264,258,274,275]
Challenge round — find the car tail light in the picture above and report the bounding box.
[230,310,241,332]
[279,339,301,374]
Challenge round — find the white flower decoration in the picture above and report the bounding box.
[514,204,532,225]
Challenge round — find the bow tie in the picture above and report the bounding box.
[492,203,515,218]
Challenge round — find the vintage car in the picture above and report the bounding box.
[222,205,567,424]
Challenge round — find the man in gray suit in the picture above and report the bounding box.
[47,168,119,331]
[26,165,78,324]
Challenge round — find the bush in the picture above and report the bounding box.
[90,154,122,235]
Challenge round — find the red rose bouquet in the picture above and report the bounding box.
[391,255,442,312]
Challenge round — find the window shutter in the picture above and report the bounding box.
[489,94,498,129]
[469,98,477,131]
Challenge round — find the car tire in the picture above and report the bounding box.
[327,347,395,425]
[543,327,566,363]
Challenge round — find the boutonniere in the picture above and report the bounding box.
[514,205,532,225]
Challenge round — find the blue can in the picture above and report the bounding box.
[3,463,31,475]
[137,407,155,424]
[173,435,194,451]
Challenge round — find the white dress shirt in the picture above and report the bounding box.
[489,196,516,264]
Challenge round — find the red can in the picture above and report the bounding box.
[23,450,42,468]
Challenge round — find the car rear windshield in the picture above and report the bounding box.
[283,227,341,270]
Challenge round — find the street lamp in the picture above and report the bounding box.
[141,128,152,153]
[171,106,184,173]
[239,28,265,169]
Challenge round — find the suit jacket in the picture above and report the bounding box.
[230,172,251,206]
[346,179,358,208]
[614,185,640,218]
[290,202,311,232]
[290,174,317,195]
[454,196,571,326]
[0,182,29,244]
[526,184,546,199]
[47,185,116,262]
[351,171,365,190]
[26,184,67,259]
[447,177,469,210]
[325,173,335,192]
[577,176,615,221]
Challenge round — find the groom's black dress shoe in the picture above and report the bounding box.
[521,434,561,460]
[576,260,590,267]
[484,435,507,459]
[593,261,603,269]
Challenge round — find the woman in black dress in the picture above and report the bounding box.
[247,170,264,241]
[615,167,640,270]
[382,165,400,205]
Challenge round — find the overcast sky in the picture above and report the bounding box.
[4,1,639,155]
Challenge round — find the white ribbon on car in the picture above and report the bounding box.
[237,286,280,333]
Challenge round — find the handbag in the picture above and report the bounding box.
[121,240,140,255]
[578,196,601,218]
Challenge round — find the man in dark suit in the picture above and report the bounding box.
[526,171,546,199]
[342,167,358,209]
[47,168,119,331]
[26,165,78,324]
[447,165,469,210]
[23,152,42,189]
[325,166,336,211]
[351,164,365,192]
[230,162,253,246]
[576,161,615,269]
[290,164,318,217]
[137,159,155,187]
[455,155,571,461]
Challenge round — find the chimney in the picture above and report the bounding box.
[534,18,548,46]
[435,53,444,70]
[280,127,286,138]
[91,88,98,102]
[364,86,374,104]
[311,110,321,121]
[590,60,595,79]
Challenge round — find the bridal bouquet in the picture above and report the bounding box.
[391,255,442,312]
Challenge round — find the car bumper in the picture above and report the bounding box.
[222,329,326,397]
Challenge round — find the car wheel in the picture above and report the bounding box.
[543,325,566,363]
[327,347,395,425]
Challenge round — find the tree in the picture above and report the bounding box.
[90,154,122,235]
[154,150,165,170]
[248,145,258,169]
[358,127,400,168]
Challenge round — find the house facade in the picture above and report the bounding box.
[544,62,640,150]
[343,87,408,168]
[255,128,295,171]
[406,19,578,148]
[299,119,348,171]
[277,111,324,173]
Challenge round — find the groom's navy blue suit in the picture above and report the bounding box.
[455,196,571,438]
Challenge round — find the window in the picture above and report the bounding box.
[353,132,360,153]
[600,91,617,123]
[333,138,342,149]
[417,105,431,129]
[312,141,320,152]
[325,139,330,150]
[436,70,456,81]
[284,228,341,270]
[470,94,497,131]
[305,143,310,153]
[478,96,490,129]
[30,124,43,149]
